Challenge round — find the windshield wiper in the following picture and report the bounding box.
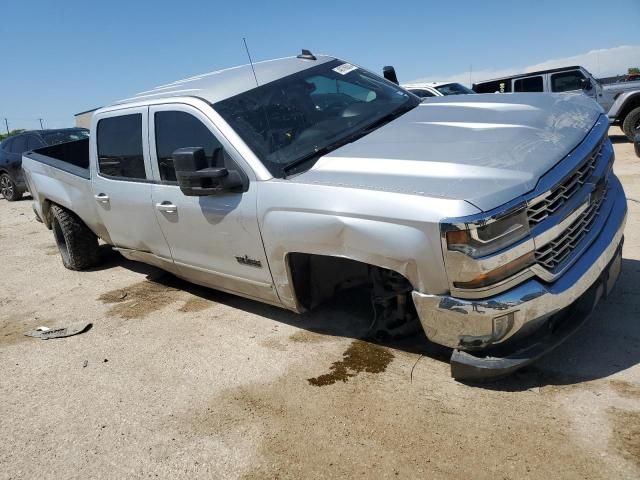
[281,144,338,177]
[359,103,415,134]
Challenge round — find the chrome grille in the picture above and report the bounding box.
[534,182,608,272]
[527,139,604,226]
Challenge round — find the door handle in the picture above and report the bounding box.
[156,202,177,213]
[94,193,110,204]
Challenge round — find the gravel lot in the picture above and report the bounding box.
[1,133,639,479]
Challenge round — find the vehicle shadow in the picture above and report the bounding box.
[94,246,640,390]
[471,257,640,391]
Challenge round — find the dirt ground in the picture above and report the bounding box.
[1,131,639,479]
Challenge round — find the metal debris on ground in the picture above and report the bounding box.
[24,322,92,339]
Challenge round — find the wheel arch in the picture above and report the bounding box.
[615,92,640,121]
[284,252,415,312]
[261,210,447,312]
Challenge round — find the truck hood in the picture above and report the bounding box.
[295,93,602,212]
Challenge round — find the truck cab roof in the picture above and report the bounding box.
[473,65,583,88]
[115,55,337,107]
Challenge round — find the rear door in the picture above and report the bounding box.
[91,108,173,263]
[148,103,277,303]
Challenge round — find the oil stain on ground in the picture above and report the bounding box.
[0,312,41,347]
[36,243,60,256]
[178,296,216,313]
[307,340,394,386]
[99,277,215,319]
[99,279,180,319]
[289,330,332,344]
[609,379,640,399]
[608,407,640,467]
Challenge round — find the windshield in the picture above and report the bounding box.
[42,129,89,146]
[214,59,418,177]
[434,83,475,95]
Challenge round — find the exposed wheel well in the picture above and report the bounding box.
[287,253,419,338]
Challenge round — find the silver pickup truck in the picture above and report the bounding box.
[22,52,627,380]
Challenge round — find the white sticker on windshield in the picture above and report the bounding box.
[333,63,358,75]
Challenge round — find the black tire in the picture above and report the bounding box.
[0,173,21,201]
[622,106,640,142]
[50,205,101,270]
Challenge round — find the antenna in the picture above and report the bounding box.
[243,37,259,87]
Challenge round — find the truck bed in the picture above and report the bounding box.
[25,138,90,179]
[22,138,103,238]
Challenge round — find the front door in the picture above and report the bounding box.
[549,69,597,101]
[91,108,173,263]
[148,104,278,304]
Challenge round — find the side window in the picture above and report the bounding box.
[408,89,436,98]
[154,111,228,182]
[97,114,146,180]
[513,76,544,92]
[2,138,14,152]
[551,70,586,92]
[474,80,511,93]
[11,135,27,153]
[26,135,44,150]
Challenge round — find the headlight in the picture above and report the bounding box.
[444,206,530,258]
[442,205,534,291]
[451,252,535,289]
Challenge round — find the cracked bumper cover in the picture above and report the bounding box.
[412,178,627,379]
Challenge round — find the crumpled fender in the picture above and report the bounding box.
[257,182,478,312]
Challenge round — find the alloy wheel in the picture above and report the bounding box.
[0,175,14,199]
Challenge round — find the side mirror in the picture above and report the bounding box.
[382,66,399,85]
[635,133,640,158]
[580,78,592,90]
[173,147,243,196]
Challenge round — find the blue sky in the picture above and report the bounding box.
[2,0,639,130]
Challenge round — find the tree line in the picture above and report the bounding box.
[0,129,26,142]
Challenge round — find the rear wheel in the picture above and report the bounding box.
[622,106,640,141]
[0,173,21,201]
[50,205,101,270]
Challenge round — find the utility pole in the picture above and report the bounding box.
[4,118,8,135]
[38,118,44,130]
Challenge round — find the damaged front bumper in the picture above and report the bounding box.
[412,179,627,380]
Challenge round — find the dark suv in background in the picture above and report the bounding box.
[0,128,89,200]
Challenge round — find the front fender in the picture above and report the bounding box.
[258,181,479,311]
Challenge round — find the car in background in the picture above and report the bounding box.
[472,65,640,141]
[0,128,89,201]
[623,73,640,82]
[402,81,475,98]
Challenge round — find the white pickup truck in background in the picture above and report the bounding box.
[473,65,640,141]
